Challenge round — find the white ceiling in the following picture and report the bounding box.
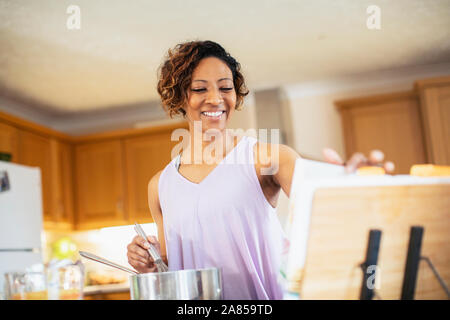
[0,0,449,113]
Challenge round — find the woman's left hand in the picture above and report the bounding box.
[322,148,395,174]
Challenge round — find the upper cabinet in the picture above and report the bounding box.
[0,122,19,161]
[415,76,450,165]
[336,91,427,174]
[75,140,127,229]
[17,130,54,221]
[73,124,186,229]
[15,130,75,229]
[124,131,179,224]
[337,76,450,173]
[1,111,187,231]
[49,140,75,230]
[0,113,75,230]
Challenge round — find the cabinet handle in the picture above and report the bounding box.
[116,200,123,212]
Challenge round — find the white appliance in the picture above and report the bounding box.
[0,161,44,296]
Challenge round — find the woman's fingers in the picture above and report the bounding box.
[368,150,395,173]
[147,235,161,253]
[325,148,395,174]
[126,235,163,273]
[127,243,152,263]
[127,250,150,266]
[384,161,395,173]
[368,150,384,165]
[127,236,155,263]
[133,235,150,249]
[345,152,368,173]
[322,148,344,165]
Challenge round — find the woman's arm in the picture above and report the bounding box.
[263,144,394,198]
[147,170,168,264]
[270,144,301,198]
[254,142,300,198]
[126,170,168,272]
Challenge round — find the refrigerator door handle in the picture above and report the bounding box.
[0,170,11,192]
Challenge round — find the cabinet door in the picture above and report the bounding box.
[418,83,450,165]
[17,130,53,221]
[124,132,177,223]
[75,140,127,229]
[48,140,75,229]
[0,122,19,162]
[338,92,427,174]
[59,142,75,225]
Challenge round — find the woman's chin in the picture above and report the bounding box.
[203,123,227,133]
[200,118,228,131]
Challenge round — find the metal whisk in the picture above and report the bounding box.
[134,222,168,273]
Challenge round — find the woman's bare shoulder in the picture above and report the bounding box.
[148,170,163,194]
[253,142,300,171]
[147,170,164,215]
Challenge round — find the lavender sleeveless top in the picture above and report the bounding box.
[158,135,285,300]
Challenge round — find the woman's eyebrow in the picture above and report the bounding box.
[192,78,233,83]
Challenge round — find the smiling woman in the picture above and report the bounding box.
[156,40,249,119]
[126,40,394,300]
[128,40,296,300]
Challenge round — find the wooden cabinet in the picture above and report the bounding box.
[17,130,54,221]
[337,76,450,174]
[73,123,186,229]
[124,131,178,223]
[1,109,188,230]
[75,140,128,229]
[336,91,427,174]
[416,76,450,165]
[59,142,75,226]
[47,140,75,230]
[74,130,179,228]
[0,112,75,230]
[0,122,19,162]
[15,130,74,228]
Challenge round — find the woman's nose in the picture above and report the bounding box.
[205,89,224,105]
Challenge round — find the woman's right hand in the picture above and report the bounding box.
[126,235,162,273]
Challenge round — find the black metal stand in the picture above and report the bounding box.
[401,226,450,299]
[359,229,382,300]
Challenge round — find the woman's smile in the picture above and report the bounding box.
[200,110,226,119]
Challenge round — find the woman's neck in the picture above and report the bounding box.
[181,128,236,165]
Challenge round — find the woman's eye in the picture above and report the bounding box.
[191,88,233,92]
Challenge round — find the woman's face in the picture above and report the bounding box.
[184,57,236,133]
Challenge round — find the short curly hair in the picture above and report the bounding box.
[157,40,249,118]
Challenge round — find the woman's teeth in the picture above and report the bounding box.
[201,111,224,117]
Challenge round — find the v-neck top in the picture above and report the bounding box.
[174,135,246,185]
[158,135,285,300]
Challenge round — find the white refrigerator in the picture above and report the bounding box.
[0,161,44,296]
